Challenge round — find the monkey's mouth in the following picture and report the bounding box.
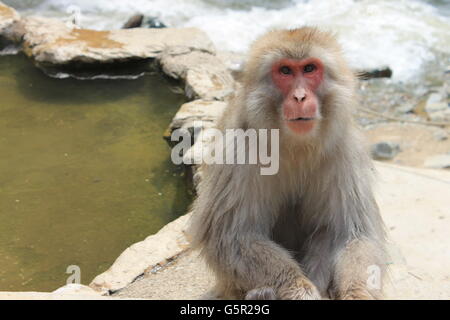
[286,117,315,121]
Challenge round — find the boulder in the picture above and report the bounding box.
[167,99,227,138]
[122,14,144,29]
[0,2,19,31]
[143,16,167,29]
[17,16,215,66]
[0,2,21,44]
[159,49,234,100]
[371,141,400,160]
[122,14,166,29]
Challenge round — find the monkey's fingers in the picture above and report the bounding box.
[278,277,322,300]
[245,287,277,300]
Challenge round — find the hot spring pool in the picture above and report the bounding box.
[0,54,192,291]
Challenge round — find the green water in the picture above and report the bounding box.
[0,54,192,292]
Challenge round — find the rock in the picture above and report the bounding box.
[168,99,227,134]
[0,2,19,30]
[180,124,230,166]
[53,284,100,296]
[216,51,246,79]
[358,66,392,80]
[90,213,192,294]
[424,154,450,169]
[165,100,226,169]
[433,129,449,141]
[394,103,415,115]
[425,93,447,113]
[185,68,235,100]
[122,14,167,29]
[17,17,215,66]
[371,141,400,160]
[122,14,144,29]
[159,50,234,100]
[143,16,167,29]
[0,2,22,45]
[0,291,112,300]
[428,109,450,122]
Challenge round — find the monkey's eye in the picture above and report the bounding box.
[279,66,292,75]
[303,64,316,73]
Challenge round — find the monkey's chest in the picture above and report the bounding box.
[272,207,326,256]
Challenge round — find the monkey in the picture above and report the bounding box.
[188,27,388,300]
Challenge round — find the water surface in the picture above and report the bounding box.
[0,54,192,291]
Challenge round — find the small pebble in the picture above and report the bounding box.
[371,141,400,160]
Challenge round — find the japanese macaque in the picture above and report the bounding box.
[188,27,387,300]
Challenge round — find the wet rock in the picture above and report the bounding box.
[424,154,450,169]
[143,16,167,29]
[17,17,215,66]
[122,14,144,29]
[123,14,167,29]
[159,50,234,100]
[371,141,400,160]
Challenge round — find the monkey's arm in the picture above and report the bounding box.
[326,160,387,300]
[202,222,321,300]
[332,238,387,300]
[190,166,320,300]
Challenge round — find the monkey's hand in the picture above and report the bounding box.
[278,276,321,300]
[245,287,277,300]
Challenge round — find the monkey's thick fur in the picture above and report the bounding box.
[188,27,387,300]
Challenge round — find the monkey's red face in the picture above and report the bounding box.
[271,58,324,135]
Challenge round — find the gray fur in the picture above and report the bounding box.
[188,27,387,300]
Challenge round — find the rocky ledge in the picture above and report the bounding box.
[0,1,20,46]
[0,1,234,99]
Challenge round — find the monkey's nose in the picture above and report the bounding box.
[293,88,307,102]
